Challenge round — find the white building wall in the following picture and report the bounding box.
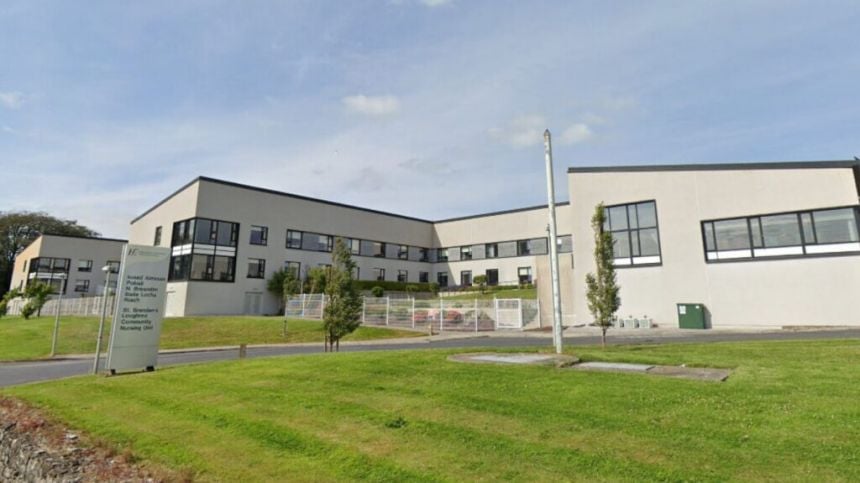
[566,166,860,328]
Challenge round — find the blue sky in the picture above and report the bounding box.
[1,1,858,237]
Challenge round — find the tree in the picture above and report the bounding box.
[22,281,54,319]
[473,275,487,294]
[0,211,98,298]
[0,288,22,318]
[585,203,621,348]
[267,268,301,313]
[305,267,328,294]
[322,238,363,352]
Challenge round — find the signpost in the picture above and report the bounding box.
[105,244,170,374]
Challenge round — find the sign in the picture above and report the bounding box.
[106,244,170,373]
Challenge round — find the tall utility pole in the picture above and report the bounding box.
[92,267,113,374]
[543,129,564,354]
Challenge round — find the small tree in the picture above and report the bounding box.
[370,286,384,297]
[267,268,300,313]
[473,275,487,294]
[585,203,621,348]
[322,238,363,352]
[0,287,22,318]
[23,281,54,318]
[305,267,328,294]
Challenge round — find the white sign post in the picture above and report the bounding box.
[106,244,170,374]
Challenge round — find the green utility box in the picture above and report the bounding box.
[677,303,706,329]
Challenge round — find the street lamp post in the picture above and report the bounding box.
[49,274,67,358]
[543,129,564,354]
[92,266,113,375]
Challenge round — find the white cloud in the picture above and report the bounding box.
[0,91,25,109]
[558,123,594,145]
[488,115,547,147]
[420,0,453,6]
[342,95,401,116]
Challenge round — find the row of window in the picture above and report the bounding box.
[25,258,119,275]
[438,236,571,262]
[702,206,860,261]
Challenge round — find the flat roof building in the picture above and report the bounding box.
[10,234,126,297]
[19,159,858,329]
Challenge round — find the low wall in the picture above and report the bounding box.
[0,420,83,482]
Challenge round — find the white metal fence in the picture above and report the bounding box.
[286,294,540,331]
[5,295,117,317]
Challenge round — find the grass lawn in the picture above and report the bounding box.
[441,287,536,300]
[6,339,860,481]
[0,315,420,362]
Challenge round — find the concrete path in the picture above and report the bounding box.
[1,327,859,388]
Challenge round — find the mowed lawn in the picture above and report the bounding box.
[6,339,860,481]
[0,316,420,361]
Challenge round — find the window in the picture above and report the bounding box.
[74,279,90,293]
[419,271,429,283]
[286,230,303,249]
[77,259,93,272]
[250,225,268,246]
[516,240,531,256]
[418,248,428,262]
[604,200,662,266]
[154,226,162,246]
[397,245,408,260]
[460,270,472,286]
[313,234,333,252]
[247,258,266,279]
[397,270,408,283]
[437,271,448,287]
[703,206,860,262]
[373,267,386,281]
[347,238,361,255]
[485,268,499,286]
[485,243,498,258]
[460,246,472,260]
[284,261,301,278]
[22,260,27,272]
[107,261,120,273]
[169,218,239,283]
[437,248,449,262]
[518,267,532,284]
[372,242,386,258]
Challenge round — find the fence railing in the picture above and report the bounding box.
[286,294,540,331]
[5,295,117,318]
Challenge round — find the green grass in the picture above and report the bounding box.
[0,315,420,361]
[6,339,860,481]
[441,287,536,300]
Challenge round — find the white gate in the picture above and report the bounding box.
[494,298,522,329]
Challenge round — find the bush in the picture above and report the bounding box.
[0,300,7,318]
[20,302,36,320]
[353,280,436,293]
[429,282,440,295]
[370,286,384,297]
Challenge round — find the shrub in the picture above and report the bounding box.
[353,280,436,293]
[20,301,36,320]
[370,286,384,297]
[0,300,6,318]
[429,282,440,295]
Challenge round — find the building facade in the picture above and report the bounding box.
[10,234,126,296]
[112,159,860,327]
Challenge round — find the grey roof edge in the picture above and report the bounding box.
[568,160,860,173]
[41,233,128,243]
[132,176,572,226]
[434,201,571,224]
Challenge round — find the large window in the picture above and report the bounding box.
[485,243,498,258]
[250,225,268,246]
[169,217,240,283]
[373,267,386,281]
[604,200,661,266]
[419,271,429,283]
[460,246,472,260]
[372,242,386,258]
[398,244,409,260]
[486,268,499,286]
[247,258,266,279]
[703,206,860,261]
[347,238,361,255]
[286,230,303,249]
[437,248,449,262]
[397,270,408,283]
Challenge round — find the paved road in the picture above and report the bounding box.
[2,328,859,388]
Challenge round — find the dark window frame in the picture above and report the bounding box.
[247,258,266,279]
[154,226,162,246]
[397,269,408,283]
[286,229,303,249]
[603,200,662,268]
[250,225,269,246]
[702,204,860,264]
[77,259,93,272]
[168,217,240,283]
[74,279,90,293]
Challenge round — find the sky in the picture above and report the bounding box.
[1,0,859,238]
